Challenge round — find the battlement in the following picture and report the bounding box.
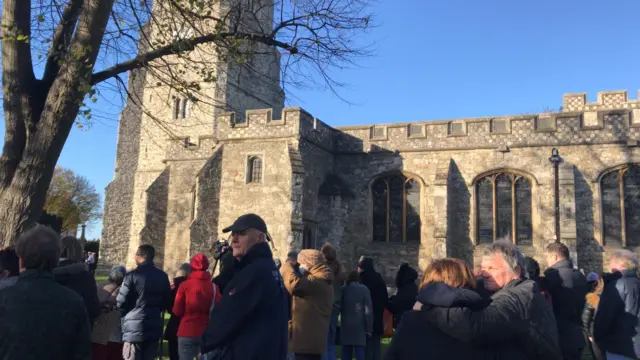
[215,90,640,154]
[563,90,640,112]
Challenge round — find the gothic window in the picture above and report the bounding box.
[372,174,421,243]
[247,156,263,184]
[601,164,640,247]
[475,171,532,245]
[172,98,189,120]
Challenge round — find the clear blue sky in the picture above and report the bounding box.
[8,0,640,239]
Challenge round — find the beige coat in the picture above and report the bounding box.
[281,263,334,355]
[91,282,121,344]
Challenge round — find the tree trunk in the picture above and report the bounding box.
[0,0,116,247]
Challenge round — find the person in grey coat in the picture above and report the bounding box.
[341,270,373,360]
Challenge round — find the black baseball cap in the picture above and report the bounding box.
[222,213,269,237]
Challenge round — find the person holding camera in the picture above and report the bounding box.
[201,214,288,360]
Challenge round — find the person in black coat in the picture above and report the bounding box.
[117,245,171,360]
[386,258,495,360]
[54,236,101,326]
[0,225,91,360]
[201,213,288,360]
[386,263,418,328]
[164,263,191,360]
[358,256,388,360]
[542,243,588,360]
[594,250,640,360]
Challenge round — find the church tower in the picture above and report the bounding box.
[101,0,285,271]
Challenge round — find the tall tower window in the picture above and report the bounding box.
[247,156,263,184]
[172,98,190,120]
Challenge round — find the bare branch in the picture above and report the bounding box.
[90,31,298,85]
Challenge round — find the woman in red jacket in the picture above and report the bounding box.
[172,253,221,360]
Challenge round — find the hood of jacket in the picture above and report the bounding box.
[395,263,418,288]
[308,263,333,283]
[550,259,574,271]
[358,256,374,273]
[417,282,486,310]
[53,261,88,278]
[190,253,210,271]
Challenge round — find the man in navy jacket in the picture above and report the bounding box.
[117,244,171,360]
[201,214,288,360]
[594,249,640,360]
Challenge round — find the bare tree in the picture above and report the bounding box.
[0,0,373,246]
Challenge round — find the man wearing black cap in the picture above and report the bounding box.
[201,214,288,360]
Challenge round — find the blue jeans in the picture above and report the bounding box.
[342,346,365,360]
[322,313,339,360]
[178,337,201,360]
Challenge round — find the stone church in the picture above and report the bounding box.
[100,4,640,283]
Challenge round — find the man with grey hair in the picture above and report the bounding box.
[0,225,91,359]
[594,249,640,360]
[419,240,561,359]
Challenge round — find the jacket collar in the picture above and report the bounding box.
[137,259,155,269]
[619,269,638,278]
[238,241,273,269]
[53,261,87,276]
[19,269,55,280]
[550,259,574,270]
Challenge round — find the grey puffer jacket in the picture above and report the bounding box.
[422,279,562,360]
[340,283,373,346]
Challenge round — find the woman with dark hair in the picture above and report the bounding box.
[385,258,491,360]
[582,275,605,360]
[54,236,101,325]
[91,265,127,360]
[321,242,345,360]
[387,263,418,328]
[524,256,552,305]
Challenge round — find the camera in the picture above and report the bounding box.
[212,240,230,260]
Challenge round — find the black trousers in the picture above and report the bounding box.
[294,354,321,360]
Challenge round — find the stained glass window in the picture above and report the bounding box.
[601,164,640,247]
[475,171,532,244]
[372,174,421,242]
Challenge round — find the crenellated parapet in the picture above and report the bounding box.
[334,89,640,153]
[216,106,338,151]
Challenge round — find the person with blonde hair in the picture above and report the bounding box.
[385,258,489,360]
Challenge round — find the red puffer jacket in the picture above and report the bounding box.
[172,254,222,337]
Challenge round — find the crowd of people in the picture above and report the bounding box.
[0,212,638,360]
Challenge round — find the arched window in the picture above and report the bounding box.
[601,164,640,247]
[372,174,421,243]
[475,171,532,245]
[247,156,263,183]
